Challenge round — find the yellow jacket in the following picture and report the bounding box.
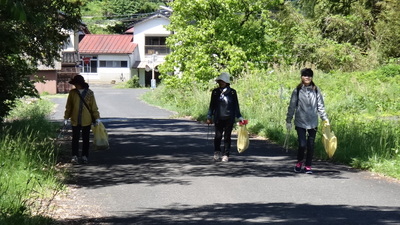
[64,88,100,127]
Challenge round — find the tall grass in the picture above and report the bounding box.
[0,97,61,224]
[142,65,400,178]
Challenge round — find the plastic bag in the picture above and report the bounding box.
[92,121,109,150]
[237,122,249,153]
[322,121,337,158]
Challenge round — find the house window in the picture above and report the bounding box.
[145,36,170,55]
[80,56,98,73]
[99,61,128,68]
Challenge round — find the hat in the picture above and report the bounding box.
[300,68,313,77]
[69,75,85,85]
[215,72,230,84]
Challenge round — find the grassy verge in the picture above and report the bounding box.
[0,97,64,225]
[142,65,400,179]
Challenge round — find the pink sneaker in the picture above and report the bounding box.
[304,166,313,174]
[294,162,303,172]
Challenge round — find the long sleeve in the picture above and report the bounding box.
[316,90,328,121]
[286,89,297,123]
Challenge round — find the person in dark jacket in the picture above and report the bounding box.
[206,72,244,162]
[286,68,329,174]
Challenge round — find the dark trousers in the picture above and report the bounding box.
[72,125,91,157]
[295,127,317,167]
[214,119,234,157]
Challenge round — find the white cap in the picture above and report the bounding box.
[215,72,230,84]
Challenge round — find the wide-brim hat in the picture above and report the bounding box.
[215,72,230,84]
[69,75,85,85]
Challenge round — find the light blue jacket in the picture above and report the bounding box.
[286,85,328,129]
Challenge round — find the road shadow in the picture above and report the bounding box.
[57,202,400,225]
[64,118,354,189]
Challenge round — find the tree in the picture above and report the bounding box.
[0,0,82,122]
[159,0,284,88]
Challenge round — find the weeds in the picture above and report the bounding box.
[0,98,62,224]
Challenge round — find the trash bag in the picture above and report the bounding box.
[322,121,337,158]
[92,121,109,150]
[237,123,249,153]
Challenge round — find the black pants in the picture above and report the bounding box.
[295,127,317,167]
[72,125,91,157]
[214,119,234,157]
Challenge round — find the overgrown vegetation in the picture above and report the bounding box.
[0,0,82,123]
[81,0,170,34]
[114,76,141,89]
[0,98,62,225]
[160,0,400,88]
[142,64,400,179]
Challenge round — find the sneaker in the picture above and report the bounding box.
[221,155,229,162]
[82,156,88,164]
[294,162,303,173]
[304,166,313,174]
[213,151,221,161]
[71,155,79,164]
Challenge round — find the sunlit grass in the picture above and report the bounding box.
[0,98,63,224]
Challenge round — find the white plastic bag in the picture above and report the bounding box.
[92,122,109,150]
[237,124,249,153]
[322,121,337,158]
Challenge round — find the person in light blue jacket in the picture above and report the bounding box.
[286,68,329,174]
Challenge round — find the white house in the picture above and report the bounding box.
[130,13,171,87]
[79,34,137,84]
[78,12,171,87]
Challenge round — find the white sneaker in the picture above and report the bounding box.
[213,151,221,161]
[222,156,229,162]
[82,156,88,164]
[71,155,78,164]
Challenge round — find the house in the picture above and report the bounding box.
[130,13,171,87]
[78,12,171,87]
[32,26,89,94]
[79,34,137,83]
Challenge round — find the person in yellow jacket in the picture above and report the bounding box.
[64,75,100,164]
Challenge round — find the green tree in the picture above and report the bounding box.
[160,0,284,88]
[0,0,82,122]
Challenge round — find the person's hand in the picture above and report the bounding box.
[64,119,68,126]
[238,117,244,123]
[324,120,330,126]
[94,119,100,126]
[286,122,292,130]
[206,119,213,125]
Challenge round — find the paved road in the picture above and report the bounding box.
[50,85,400,225]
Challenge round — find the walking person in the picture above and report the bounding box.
[206,72,244,162]
[286,68,329,174]
[64,75,100,164]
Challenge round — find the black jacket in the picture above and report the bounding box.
[207,86,242,123]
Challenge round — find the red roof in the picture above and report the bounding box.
[79,34,137,54]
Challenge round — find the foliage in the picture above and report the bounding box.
[0,0,82,123]
[114,76,141,89]
[143,65,400,179]
[159,0,285,89]
[0,98,62,224]
[160,0,400,90]
[81,0,168,34]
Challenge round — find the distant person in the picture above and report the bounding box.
[207,72,244,162]
[286,68,329,174]
[64,75,100,164]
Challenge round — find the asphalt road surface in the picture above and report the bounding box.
[50,85,400,225]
